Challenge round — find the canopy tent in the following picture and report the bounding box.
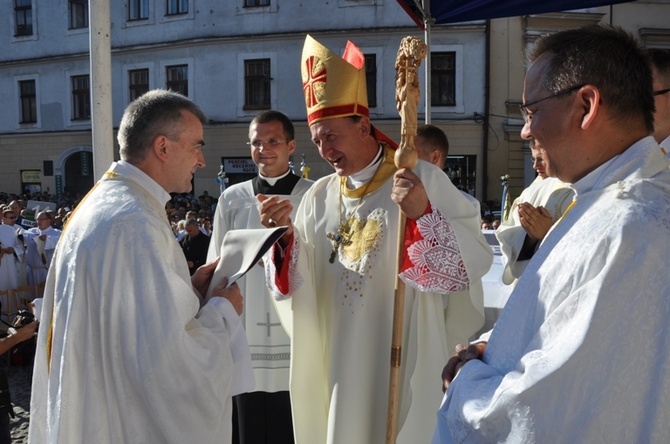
[397,0,633,29]
[394,0,633,201]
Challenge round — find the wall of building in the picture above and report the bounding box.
[0,0,489,201]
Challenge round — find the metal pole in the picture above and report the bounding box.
[89,0,114,180]
[424,0,432,124]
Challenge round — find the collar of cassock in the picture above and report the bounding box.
[253,171,301,195]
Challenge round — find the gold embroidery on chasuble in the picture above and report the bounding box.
[341,214,382,263]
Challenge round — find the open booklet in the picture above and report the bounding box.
[206,225,288,294]
[204,225,288,396]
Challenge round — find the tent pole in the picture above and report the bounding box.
[424,0,432,124]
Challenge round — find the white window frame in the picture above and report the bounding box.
[237,52,277,117]
[426,44,465,114]
[14,74,41,129]
[162,0,194,23]
[237,0,278,15]
[357,46,385,115]
[159,58,194,98]
[65,68,91,128]
[123,62,155,104]
[126,0,154,27]
[10,0,38,43]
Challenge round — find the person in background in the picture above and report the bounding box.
[0,209,24,291]
[435,25,670,443]
[258,35,492,443]
[24,210,61,286]
[29,89,245,443]
[0,320,38,444]
[414,124,481,211]
[208,109,312,444]
[181,218,210,276]
[7,202,27,230]
[649,48,670,156]
[174,219,187,242]
[495,140,573,285]
[200,217,212,237]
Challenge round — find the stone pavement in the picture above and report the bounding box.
[7,362,32,443]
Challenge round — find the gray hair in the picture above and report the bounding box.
[117,89,207,164]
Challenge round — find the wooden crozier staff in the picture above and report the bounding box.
[386,36,427,444]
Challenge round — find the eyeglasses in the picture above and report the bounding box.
[654,88,670,96]
[246,139,287,148]
[519,84,585,123]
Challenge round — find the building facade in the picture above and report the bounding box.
[1,0,669,207]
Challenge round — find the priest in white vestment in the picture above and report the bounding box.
[435,25,670,443]
[0,209,24,291]
[23,210,61,286]
[29,90,245,444]
[258,35,493,444]
[496,141,573,285]
[208,110,312,443]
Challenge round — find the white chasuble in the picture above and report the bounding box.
[30,161,238,444]
[435,137,670,443]
[207,177,312,392]
[265,148,493,444]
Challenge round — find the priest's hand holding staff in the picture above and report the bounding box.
[387,35,426,444]
[391,168,430,220]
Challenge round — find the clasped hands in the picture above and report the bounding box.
[518,202,553,242]
[441,341,487,392]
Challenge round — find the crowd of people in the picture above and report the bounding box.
[0,24,666,444]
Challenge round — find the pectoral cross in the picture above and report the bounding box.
[326,226,353,263]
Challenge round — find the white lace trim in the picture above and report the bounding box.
[265,234,302,300]
[399,208,469,293]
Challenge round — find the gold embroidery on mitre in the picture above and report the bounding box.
[302,55,327,108]
[341,215,382,263]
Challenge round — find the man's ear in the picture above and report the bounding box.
[577,85,600,130]
[430,150,441,167]
[153,134,170,161]
[287,139,297,156]
[359,116,372,139]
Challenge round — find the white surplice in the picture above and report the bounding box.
[24,226,61,286]
[207,176,312,392]
[434,137,670,443]
[0,223,23,291]
[265,149,493,444]
[29,161,239,444]
[495,176,574,285]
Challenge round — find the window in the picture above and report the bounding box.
[244,0,270,6]
[244,59,271,109]
[364,54,377,108]
[19,79,37,124]
[129,0,149,20]
[431,52,456,107]
[69,0,88,29]
[129,69,150,102]
[71,75,90,120]
[166,65,188,96]
[14,0,32,36]
[167,0,188,15]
